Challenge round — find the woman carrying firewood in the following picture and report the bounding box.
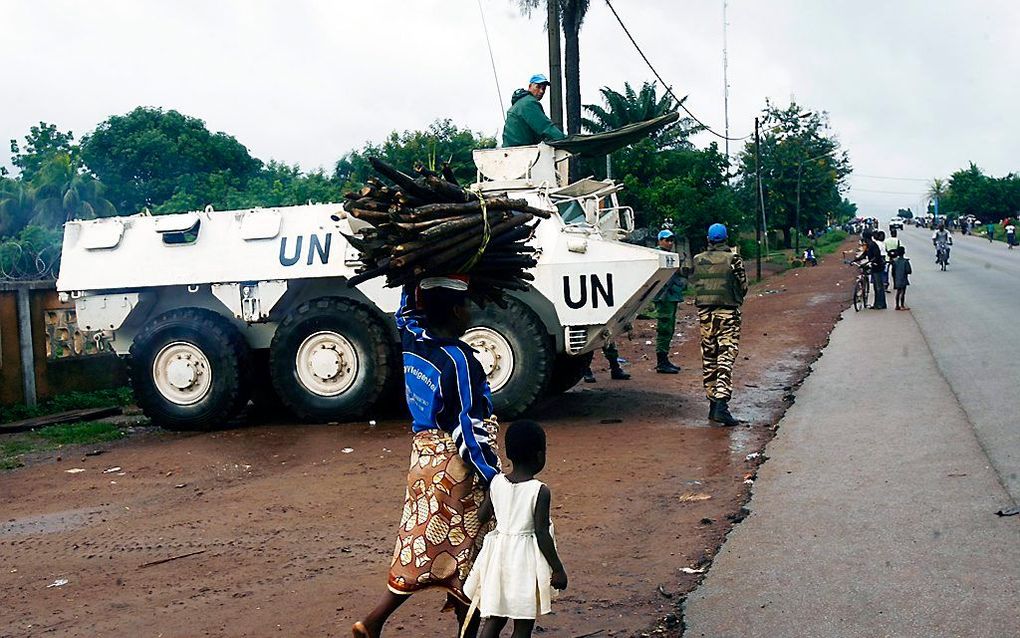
[353,276,499,638]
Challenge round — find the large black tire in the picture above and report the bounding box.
[269,297,392,422]
[546,351,595,395]
[128,308,253,431]
[465,298,553,420]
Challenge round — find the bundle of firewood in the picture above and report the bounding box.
[344,157,550,304]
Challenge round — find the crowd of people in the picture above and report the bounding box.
[852,226,913,310]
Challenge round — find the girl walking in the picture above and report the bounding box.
[892,247,912,310]
[464,420,567,638]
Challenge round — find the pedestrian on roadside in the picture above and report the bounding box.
[463,420,568,638]
[854,229,887,309]
[653,229,685,374]
[354,277,499,638]
[884,229,902,290]
[987,221,996,242]
[1006,222,1017,249]
[892,247,912,311]
[689,223,748,426]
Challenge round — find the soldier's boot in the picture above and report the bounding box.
[583,367,597,383]
[709,399,740,427]
[609,360,631,380]
[655,352,680,374]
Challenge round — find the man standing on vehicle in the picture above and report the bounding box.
[502,74,567,147]
[653,229,685,374]
[690,223,748,426]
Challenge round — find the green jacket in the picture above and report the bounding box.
[691,244,749,308]
[502,91,566,147]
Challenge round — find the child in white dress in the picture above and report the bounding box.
[463,420,567,637]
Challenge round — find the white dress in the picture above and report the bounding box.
[463,474,557,619]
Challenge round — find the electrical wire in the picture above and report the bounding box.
[851,187,927,195]
[476,0,506,121]
[603,0,751,142]
[853,173,930,182]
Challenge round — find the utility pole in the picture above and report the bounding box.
[547,0,564,129]
[754,117,764,282]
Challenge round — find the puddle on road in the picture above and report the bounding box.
[0,507,110,537]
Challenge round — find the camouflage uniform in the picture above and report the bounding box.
[691,245,749,401]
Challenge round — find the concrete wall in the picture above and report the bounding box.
[0,282,127,407]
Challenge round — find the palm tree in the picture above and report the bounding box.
[0,179,35,237]
[582,81,701,149]
[516,0,591,135]
[28,153,116,227]
[927,178,948,218]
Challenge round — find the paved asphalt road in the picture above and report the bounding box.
[684,230,1020,637]
[899,224,1020,501]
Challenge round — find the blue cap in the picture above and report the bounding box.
[708,223,728,242]
[529,73,550,85]
[657,229,675,241]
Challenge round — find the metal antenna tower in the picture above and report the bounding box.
[722,0,731,161]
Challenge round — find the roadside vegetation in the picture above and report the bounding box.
[0,421,125,470]
[2,387,134,424]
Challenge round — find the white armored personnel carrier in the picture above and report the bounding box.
[57,142,677,429]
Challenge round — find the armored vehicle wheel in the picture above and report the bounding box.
[464,297,552,419]
[546,351,595,395]
[128,308,253,431]
[269,297,392,422]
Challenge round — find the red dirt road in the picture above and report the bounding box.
[0,250,855,638]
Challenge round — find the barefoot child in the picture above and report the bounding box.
[464,420,567,638]
[892,246,912,310]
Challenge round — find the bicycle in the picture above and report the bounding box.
[853,263,871,311]
[935,244,950,271]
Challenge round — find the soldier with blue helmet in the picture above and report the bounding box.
[689,223,748,426]
[653,228,686,374]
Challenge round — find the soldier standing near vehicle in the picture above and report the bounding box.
[653,229,685,373]
[690,224,748,427]
[502,74,567,147]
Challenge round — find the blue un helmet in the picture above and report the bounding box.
[707,223,728,242]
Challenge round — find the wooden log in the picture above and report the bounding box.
[369,157,437,202]
[424,174,472,203]
[441,163,459,186]
[409,198,551,221]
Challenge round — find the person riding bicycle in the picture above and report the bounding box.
[932,224,952,264]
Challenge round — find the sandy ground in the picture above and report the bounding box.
[0,247,855,638]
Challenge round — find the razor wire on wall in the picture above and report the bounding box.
[0,237,60,281]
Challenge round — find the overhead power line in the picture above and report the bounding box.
[853,173,930,182]
[852,187,927,195]
[603,0,750,142]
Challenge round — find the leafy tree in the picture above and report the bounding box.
[581,81,701,150]
[614,139,741,251]
[80,107,263,213]
[9,123,75,182]
[28,153,116,226]
[155,162,346,213]
[735,100,852,248]
[335,119,495,187]
[0,178,35,237]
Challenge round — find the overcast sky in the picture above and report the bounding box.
[3,0,1019,216]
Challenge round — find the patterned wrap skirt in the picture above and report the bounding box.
[387,428,494,603]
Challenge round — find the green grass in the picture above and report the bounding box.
[0,421,126,470]
[35,421,125,445]
[2,387,134,424]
